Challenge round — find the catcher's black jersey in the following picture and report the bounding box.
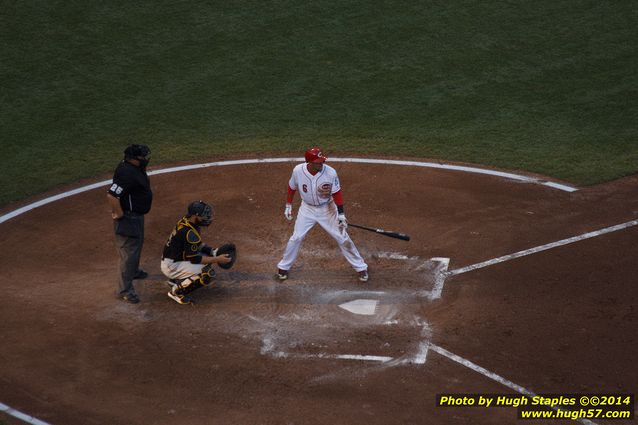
[162,217,205,263]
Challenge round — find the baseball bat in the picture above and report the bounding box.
[348,223,411,241]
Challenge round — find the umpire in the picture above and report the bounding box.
[107,144,153,304]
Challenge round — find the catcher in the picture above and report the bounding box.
[161,200,236,304]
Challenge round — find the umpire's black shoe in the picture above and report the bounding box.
[121,293,140,304]
[134,269,149,279]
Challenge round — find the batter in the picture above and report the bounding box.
[276,147,369,282]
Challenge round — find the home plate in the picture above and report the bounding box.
[338,299,379,315]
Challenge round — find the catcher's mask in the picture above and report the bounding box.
[188,201,213,226]
[124,144,151,168]
[304,147,327,164]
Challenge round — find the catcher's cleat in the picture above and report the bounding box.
[167,291,192,305]
[358,270,369,282]
[277,268,288,281]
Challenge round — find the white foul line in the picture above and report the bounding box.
[430,344,531,393]
[447,219,638,277]
[429,344,598,425]
[0,403,51,425]
[0,157,577,225]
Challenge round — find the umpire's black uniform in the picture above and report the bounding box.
[108,145,152,303]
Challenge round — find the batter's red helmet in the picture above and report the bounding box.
[305,147,327,163]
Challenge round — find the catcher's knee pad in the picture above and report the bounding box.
[200,264,216,285]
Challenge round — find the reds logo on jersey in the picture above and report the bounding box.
[289,163,340,206]
[317,183,332,199]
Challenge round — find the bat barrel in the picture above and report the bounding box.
[349,223,410,241]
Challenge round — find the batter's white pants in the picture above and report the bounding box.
[277,202,368,272]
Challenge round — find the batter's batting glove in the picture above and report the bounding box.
[338,213,347,229]
[284,203,293,221]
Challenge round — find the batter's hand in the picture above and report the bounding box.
[338,213,347,229]
[284,203,293,221]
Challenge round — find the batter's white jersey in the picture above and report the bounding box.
[288,163,340,206]
[278,163,367,273]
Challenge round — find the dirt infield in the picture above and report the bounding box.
[1,159,637,425]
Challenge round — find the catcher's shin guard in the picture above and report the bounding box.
[168,281,193,304]
[200,264,216,285]
[175,278,202,296]
[172,264,216,298]
[182,264,215,295]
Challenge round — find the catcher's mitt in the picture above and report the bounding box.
[215,243,237,269]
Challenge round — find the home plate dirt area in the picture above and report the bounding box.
[1,159,637,425]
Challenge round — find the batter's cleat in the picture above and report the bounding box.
[277,268,288,281]
[358,270,369,282]
[134,269,149,280]
[121,293,140,304]
[167,291,192,305]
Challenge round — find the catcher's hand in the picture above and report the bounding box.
[284,203,293,221]
[216,254,232,264]
[214,243,237,269]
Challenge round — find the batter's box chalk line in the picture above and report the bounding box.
[253,253,440,366]
[255,256,443,365]
[260,316,432,366]
[260,334,598,425]
[256,254,444,363]
[260,329,598,425]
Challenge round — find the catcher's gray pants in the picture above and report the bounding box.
[160,258,206,281]
[114,217,145,297]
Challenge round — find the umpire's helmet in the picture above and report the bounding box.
[305,147,327,164]
[187,201,213,226]
[124,144,151,160]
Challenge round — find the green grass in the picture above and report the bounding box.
[1,0,637,205]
